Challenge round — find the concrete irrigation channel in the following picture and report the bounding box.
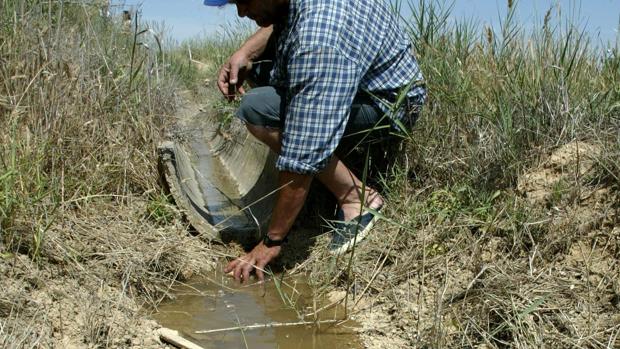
[155,98,362,348]
[158,99,279,245]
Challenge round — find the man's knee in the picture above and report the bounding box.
[245,123,281,152]
[236,86,282,129]
[246,123,273,138]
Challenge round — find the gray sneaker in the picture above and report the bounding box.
[329,204,383,255]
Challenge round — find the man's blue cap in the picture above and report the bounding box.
[204,0,228,6]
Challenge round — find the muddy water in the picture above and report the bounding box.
[154,270,363,349]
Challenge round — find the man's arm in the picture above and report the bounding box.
[217,26,274,99]
[224,171,312,282]
[239,26,274,61]
[265,171,312,240]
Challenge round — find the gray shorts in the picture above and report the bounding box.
[236,86,393,152]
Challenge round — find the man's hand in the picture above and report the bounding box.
[224,171,311,283]
[218,50,252,101]
[224,242,281,282]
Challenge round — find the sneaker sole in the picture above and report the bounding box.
[329,205,383,256]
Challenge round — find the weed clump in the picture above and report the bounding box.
[0,1,217,347]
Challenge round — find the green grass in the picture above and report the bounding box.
[145,192,177,225]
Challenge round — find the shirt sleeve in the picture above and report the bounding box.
[276,45,360,174]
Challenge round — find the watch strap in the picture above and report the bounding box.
[262,234,288,247]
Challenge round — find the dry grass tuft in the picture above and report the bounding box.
[0,1,222,346]
[1,198,220,347]
[305,138,619,348]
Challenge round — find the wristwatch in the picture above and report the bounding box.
[262,234,288,248]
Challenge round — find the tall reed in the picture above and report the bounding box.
[396,0,618,191]
[0,0,176,257]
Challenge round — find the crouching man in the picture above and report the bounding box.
[203,0,426,281]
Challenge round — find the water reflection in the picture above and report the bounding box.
[153,270,362,349]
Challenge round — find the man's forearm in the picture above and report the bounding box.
[240,26,274,61]
[267,171,313,240]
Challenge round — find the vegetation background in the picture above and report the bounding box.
[1,0,618,347]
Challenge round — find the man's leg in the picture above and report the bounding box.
[246,124,383,221]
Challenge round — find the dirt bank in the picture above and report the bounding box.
[1,200,220,348]
[311,140,619,348]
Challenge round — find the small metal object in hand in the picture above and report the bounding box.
[228,83,236,98]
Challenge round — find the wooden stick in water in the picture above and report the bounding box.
[158,327,206,349]
[195,320,339,334]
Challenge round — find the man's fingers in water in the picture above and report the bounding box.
[232,258,248,281]
[225,257,254,281]
[224,258,239,273]
[241,266,250,283]
[241,259,255,283]
[255,261,266,281]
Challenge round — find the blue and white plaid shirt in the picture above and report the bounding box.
[271,0,426,174]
